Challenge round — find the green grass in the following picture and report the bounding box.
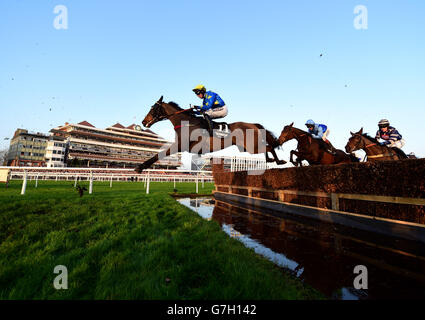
[0,180,324,300]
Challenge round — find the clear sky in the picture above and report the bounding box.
[1,0,424,164]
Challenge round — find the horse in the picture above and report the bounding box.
[135,96,286,172]
[278,122,358,166]
[345,128,407,161]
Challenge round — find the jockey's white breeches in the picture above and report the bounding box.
[322,129,330,141]
[205,105,228,119]
[388,139,405,149]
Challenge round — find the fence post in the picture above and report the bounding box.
[331,193,339,211]
[110,176,113,188]
[35,173,39,188]
[21,170,27,195]
[146,171,150,194]
[173,176,176,189]
[89,171,93,194]
[278,190,285,202]
[195,173,199,193]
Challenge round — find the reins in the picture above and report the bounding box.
[358,136,394,159]
[155,102,193,118]
[170,108,193,116]
[153,102,195,130]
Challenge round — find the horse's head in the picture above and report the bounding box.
[142,96,168,128]
[345,128,364,153]
[278,122,295,144]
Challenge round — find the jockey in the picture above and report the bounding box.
[375,119,405,149]
[305,119,337,154]
[192,85,228,134]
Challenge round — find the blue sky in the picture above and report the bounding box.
[1,0,424,162]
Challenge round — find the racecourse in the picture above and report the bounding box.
[0,180,322,299]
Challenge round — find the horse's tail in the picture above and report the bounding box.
[259,126,280,149]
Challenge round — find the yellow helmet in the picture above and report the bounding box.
[193,85,206,94]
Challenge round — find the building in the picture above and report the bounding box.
[7,129,49,167]
[48,121,181,169]
[44,135,68,168]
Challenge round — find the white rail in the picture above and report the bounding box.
[0,166,213,195]
[203,156,269,172]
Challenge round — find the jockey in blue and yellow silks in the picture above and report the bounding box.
[192,85,228,119]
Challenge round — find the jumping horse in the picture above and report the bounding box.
[135,96,285,172]
[345,128,407,161]
[278,122,358,166]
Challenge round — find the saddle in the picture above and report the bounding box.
[199,115,230,138]
[315,138,337,155]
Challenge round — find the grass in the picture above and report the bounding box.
[0,180,324,300]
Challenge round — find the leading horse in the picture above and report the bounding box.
[135,96,285,172]
[278,122,358,166]
[345,128,407,161]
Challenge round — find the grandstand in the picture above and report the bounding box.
[45,121,182,169]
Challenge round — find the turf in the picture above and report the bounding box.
[0,180,324,299]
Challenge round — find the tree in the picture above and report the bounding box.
[0,149,8,166]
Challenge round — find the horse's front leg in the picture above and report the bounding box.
[135,142,179,173]
[290,150,299,166]
[135,154,158,173]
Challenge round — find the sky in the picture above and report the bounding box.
[1,0,424,166]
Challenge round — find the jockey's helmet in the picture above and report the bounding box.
[193,85,206,95]
[378,119,390,128]
[305,119,315,128]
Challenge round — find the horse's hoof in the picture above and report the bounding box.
[277,160,287,165]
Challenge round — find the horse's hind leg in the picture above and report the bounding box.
[264,131,286,164]
[267,147,286,165]
[264,150,279,163]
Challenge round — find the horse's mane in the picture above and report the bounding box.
[289,125,309,135]
[168,101,182,110]
[361,133,379,144]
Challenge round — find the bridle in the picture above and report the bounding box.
[147,101,198,130]
[280,126,307,143]
[149,102,193,123]
[349,134,392,159]
[347,134,365,152]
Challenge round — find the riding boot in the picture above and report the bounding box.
[204,114,213,136]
